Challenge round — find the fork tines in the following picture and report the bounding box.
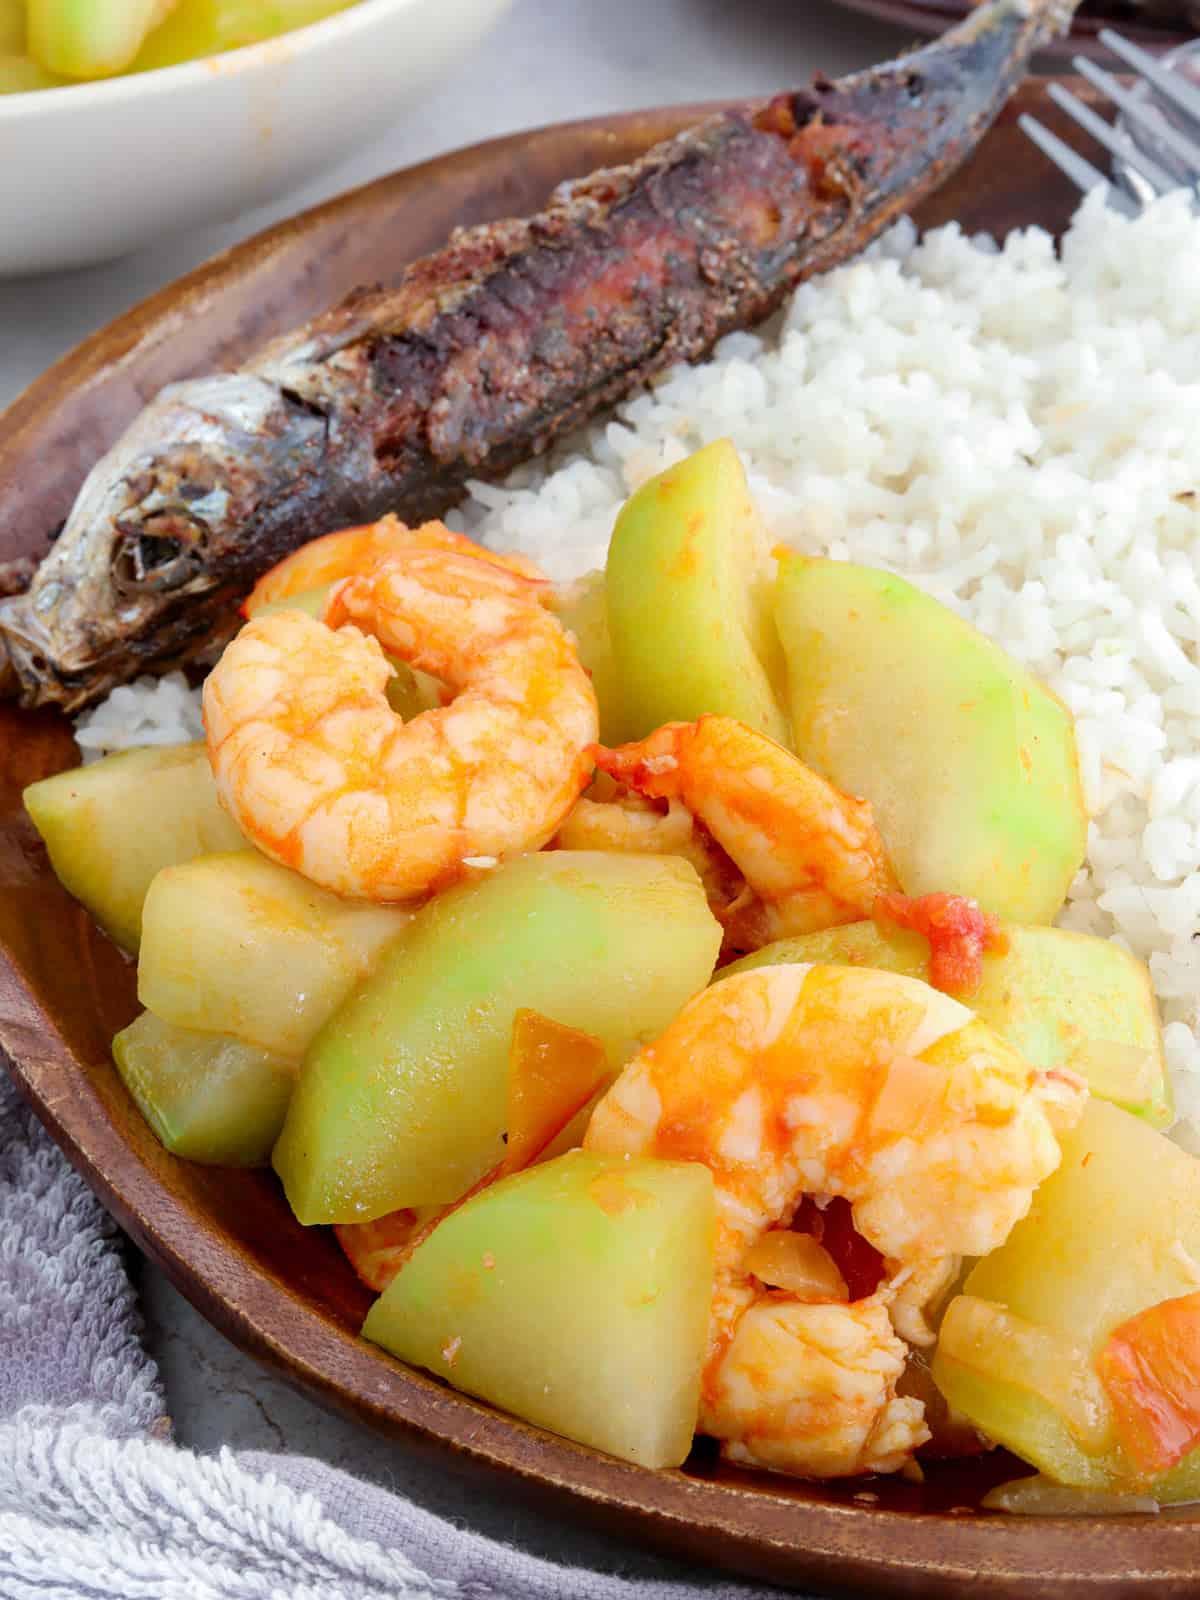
[1020,28,1200,211]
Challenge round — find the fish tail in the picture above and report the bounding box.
[897,0,1078,94]
[841,0,1077,112]
[753,0,1080,261]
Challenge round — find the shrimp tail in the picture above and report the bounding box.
[590,725,688,799]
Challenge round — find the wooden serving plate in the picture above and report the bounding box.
[828,0,1194,61]
[2,79,1198,1597]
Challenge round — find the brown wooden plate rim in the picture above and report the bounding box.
[3,83,1200,1597]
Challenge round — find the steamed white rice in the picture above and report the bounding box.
[75,188,1200,1148]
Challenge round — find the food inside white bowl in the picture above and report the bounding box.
[0,0,513,273]
[3,0,361,89]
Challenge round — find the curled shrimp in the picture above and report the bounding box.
[204,549,598,901]
[584,962,1086,1478]
[243,514,545,615]
[593,715,897,952]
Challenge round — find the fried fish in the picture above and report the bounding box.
[0,0,1078,710]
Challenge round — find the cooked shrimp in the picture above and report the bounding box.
[594,716,896,951]
[584,962,1087,1477]
[336,1207,436,1293]
[705,1294,922,1477]
[204,549,598,901]
[243,514,546,615]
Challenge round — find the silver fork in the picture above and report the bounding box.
[1020,29,1200,214]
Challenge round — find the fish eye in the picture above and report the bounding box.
[111,527,196,592]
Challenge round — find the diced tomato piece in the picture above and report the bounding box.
[874,891,1007,996]
[337,1168,504,1293]
[792,1195,885,1301]
[334,1209,423,1293]
[1097,1291,1200,1478]
[503,1009,609,1175]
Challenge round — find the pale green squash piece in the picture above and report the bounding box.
[273,851,722,1222]
[113,1010,295,1166]
[24,743,244,953]
[933,1099,1200,1500]
[363,1151,714,1469]
[605,439,789,743]
[776,556,1087,924]
[138,851,410,1057]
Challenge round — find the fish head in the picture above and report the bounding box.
[0,374,326,712]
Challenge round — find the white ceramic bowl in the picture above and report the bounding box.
[0,0,513,276]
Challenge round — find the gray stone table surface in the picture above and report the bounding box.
[0,0,908,1587]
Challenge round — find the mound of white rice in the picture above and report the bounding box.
[76,188,1200,1147]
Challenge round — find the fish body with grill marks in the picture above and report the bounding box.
[0,0,1078,712]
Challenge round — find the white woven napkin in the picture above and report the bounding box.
[0,1061,803,1600]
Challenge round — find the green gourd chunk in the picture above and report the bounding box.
[933,1099,1200,1500]
[776,556,1087,924]
[28,0,178,77]
[362,1151,714,1469]
[138,851,410,1057]
[605,439,789,743]
[273,851,722,1222]
[24,743,244,953]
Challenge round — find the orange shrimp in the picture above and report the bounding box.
[242,514,544,616]
[204,549,598,901]
[584,962,1086,1477]
[594,716,897,951]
